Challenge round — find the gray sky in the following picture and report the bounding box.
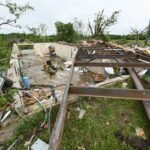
[0,0,150,35]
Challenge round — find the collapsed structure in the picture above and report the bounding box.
[48,40,150,149]
[0,40,150,149]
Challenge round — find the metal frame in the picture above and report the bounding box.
[75,62,150,68]
[49,46,150,150]
[69,86,150,100]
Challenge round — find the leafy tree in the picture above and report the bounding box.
[145,20,150,46]
[55,21,76,43]
[0,0,33,28]
[88,9,120,41]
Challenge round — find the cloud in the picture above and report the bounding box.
[0,0,150,34]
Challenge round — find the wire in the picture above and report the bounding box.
[24,91,48,150]
[23,91,48,127]
[27,134,35,150]
[7,139,18,150]
[48,106,52,140]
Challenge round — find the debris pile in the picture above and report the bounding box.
[115,130,150,150]
[0,40,150,147]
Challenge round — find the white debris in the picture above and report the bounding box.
[65,68,71,71]
[0,110,11,123]
[102,59,115,75]
[40,99,48,104]
[24,141,30,147]
[31,139,49,150]
[78,109,86,119]
[138,69,148,76]
[75,107,81,111]
[34,89,40,92]
[136,128,146,139]
[74,67,79,72]
[122,82,128,88]
[104,67,114,75]
[64,61,72,68]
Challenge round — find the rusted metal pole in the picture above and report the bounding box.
[74,62,150,68]
[48,48,150,150]
[78,47,123,50]
[49,51,77,150]
[76,54,136,59]
[69,86,150,100]
[128,68,150,119]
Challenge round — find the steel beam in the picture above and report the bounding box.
[74,62,150,68]
[69,86,150,100]
[135,51,150,62]
[128,68,150,119]
[76,54,136,59]
[48,47,150,150]
[79,47,123,51]
[49,51,78,150]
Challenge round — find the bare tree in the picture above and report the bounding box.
[26,26,39,35]
[0,0,33,28]
[88,10,120,40]
[130,27,142,45]
[73,17,84,35]
[27,24,48,36]
[38,24,48,36]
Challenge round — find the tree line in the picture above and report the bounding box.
[0,0,150,45]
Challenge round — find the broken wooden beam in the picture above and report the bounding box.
[128,68,150,119]
[49,51,78,150]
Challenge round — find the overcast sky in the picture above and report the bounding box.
[0,0,150,35]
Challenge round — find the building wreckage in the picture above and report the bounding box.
[0,40,150,149]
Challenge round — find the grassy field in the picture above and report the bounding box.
[4,96,150,150]
[62,98,150,150]
[3,80,150,149]
[113,39,150,46]
[0,47,12,71]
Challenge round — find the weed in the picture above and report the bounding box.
[0,89,17,107]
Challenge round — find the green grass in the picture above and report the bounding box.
[0,89,17,107]
[3,98,150,150]
[3,97,150,150]
[61,98,150,150]
[111,39,150,46]
[143,75,150,83]
[62,79,150,149]
[2,76,150,150]
[0,47,12,71]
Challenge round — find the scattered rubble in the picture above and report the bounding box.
[0,40,150,145]
[115,130,150,150]
[136,128,146,139]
